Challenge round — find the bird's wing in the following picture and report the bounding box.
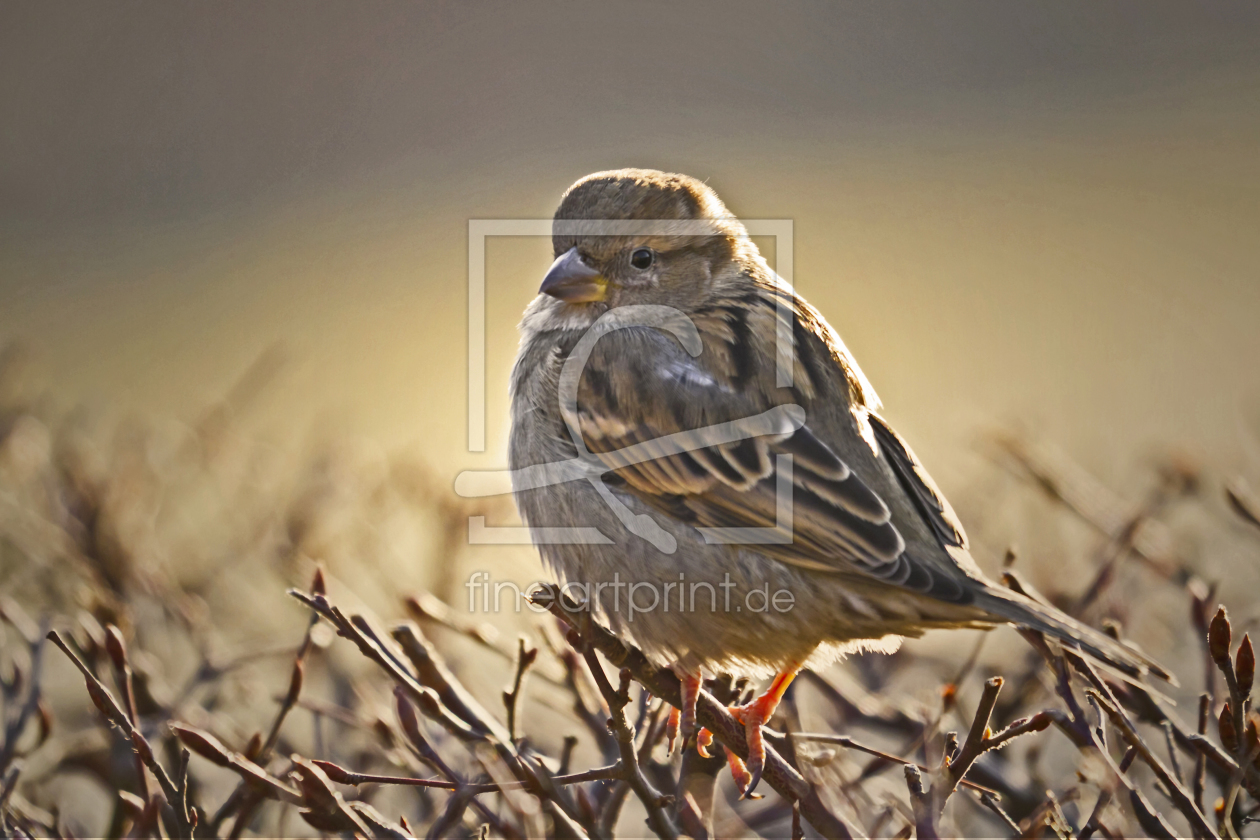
[867,413,968,551]
[568,326,973,603]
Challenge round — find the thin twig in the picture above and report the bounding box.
[975,790,1021,836]
[904,765,940,840]
[104,626,151,807]
[533,585,858,840]
[0,621,46,777]
[791,733,1002,796]
[1078,788,1113,840]
[1222,739,1260,840]
[1022,632,1182,837]
[314,760,622,793]
[1195,693,1211,812]
[46,630,194,839]
[945,676,1003,799]
[1082,682,1217,838]
[579,647,678,840]
[218,593,316,835]
[504,637,538,743]
[1162,719,1185,787]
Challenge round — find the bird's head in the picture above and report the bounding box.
[537,169,756,316]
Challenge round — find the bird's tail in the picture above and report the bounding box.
[974,580,1175,685]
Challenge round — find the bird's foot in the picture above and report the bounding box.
[726,701,769,796]
[724,666,800,796]
[723,746,761,798]
[668,666,704,755]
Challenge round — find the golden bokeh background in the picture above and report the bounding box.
[4,5,1260,836]
[5,3,1260,480]
[6,0,1260,659]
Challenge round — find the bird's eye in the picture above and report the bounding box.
[630,248,654,270]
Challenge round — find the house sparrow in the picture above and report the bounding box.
[508,169,1166,793]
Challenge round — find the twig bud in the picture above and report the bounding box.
[1219,702,1238,753]
[85,678,120,725]
[290,758,340,811]
[1209,607,1232,666]
[1236,634,1254,699]
[311,759,355,785]
[171,723,233,767]
[394,687,428,753]
[104,625,128,672]
[285,659,305,707]
[244,732,263,760]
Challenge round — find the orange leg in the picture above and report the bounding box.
[666,706,682,754]
[727,665,801,796]
[665,710,685,755]
[668,667,704,755]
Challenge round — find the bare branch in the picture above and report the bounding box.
[903,765,940,840]
[945,676,1003,796]
[1076,672,1217,838]
[504,637,538,743]
[46,630,195,838]
[579,647,678,840]
[533,584,859,840]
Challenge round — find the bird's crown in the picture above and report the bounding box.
[555,168,732,225]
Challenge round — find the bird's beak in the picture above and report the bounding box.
[539,247,607,303]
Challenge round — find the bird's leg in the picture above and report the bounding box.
[667,666,704,755]
[666,706,681,754]
[726,664,801,796]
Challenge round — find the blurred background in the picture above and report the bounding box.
[5,2,1260,472]
[3,3,1260,836]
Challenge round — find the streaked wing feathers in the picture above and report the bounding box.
[568,325,974,606]
[868,413,968,550]
[573,354,906,573]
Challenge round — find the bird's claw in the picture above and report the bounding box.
[695,727,714,758]
[729,702,768,796]
[668,703,714,759]
[670,664,782,795]
[723,745,762,799]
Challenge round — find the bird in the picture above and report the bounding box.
[508,168,1167,794]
